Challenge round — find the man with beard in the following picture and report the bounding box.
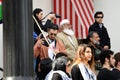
[97,50,116,80]
[56,19,78,60]
[34,23,66,61]
[87,31,103,70]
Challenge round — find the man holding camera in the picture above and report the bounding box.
[34,23,66,60]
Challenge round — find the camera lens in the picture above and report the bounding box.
[55,14,61,18]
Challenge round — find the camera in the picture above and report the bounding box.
[50,12,61,18]
[55,14,61,18]
[41,12,61,20]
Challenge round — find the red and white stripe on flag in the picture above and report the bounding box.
[53,0,94,39]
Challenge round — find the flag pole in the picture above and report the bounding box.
[32,15,56,55]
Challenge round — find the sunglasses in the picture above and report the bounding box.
[50,33,57,36]
[96,16,103,19]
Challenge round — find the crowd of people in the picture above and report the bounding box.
[33,8,120,80]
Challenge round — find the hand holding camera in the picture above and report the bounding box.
[47,13,56,20]
[41,12,61,21]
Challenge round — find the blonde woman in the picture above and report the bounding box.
[71,44,96,80]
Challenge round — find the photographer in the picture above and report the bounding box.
[33,23,66,61]
[33,8,57,36]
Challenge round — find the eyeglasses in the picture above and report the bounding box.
[50,33,57,36]
[96,16,103,19]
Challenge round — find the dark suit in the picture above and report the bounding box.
[89,22,111,49]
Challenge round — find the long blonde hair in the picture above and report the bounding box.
[73,44,95,71]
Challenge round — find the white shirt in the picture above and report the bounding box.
[48,40,56,61]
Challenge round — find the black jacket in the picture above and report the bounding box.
[112,68,120,80]
[97,68,116,80]
[34,19,52,36]
[71,65,84,80]
[89,22,111,49]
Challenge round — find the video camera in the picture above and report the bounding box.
[49,12,61,18]
[41,12,61,20]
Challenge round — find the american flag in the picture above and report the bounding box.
[53,0,94,39]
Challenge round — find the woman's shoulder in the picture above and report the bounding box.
[72,63,82,72]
